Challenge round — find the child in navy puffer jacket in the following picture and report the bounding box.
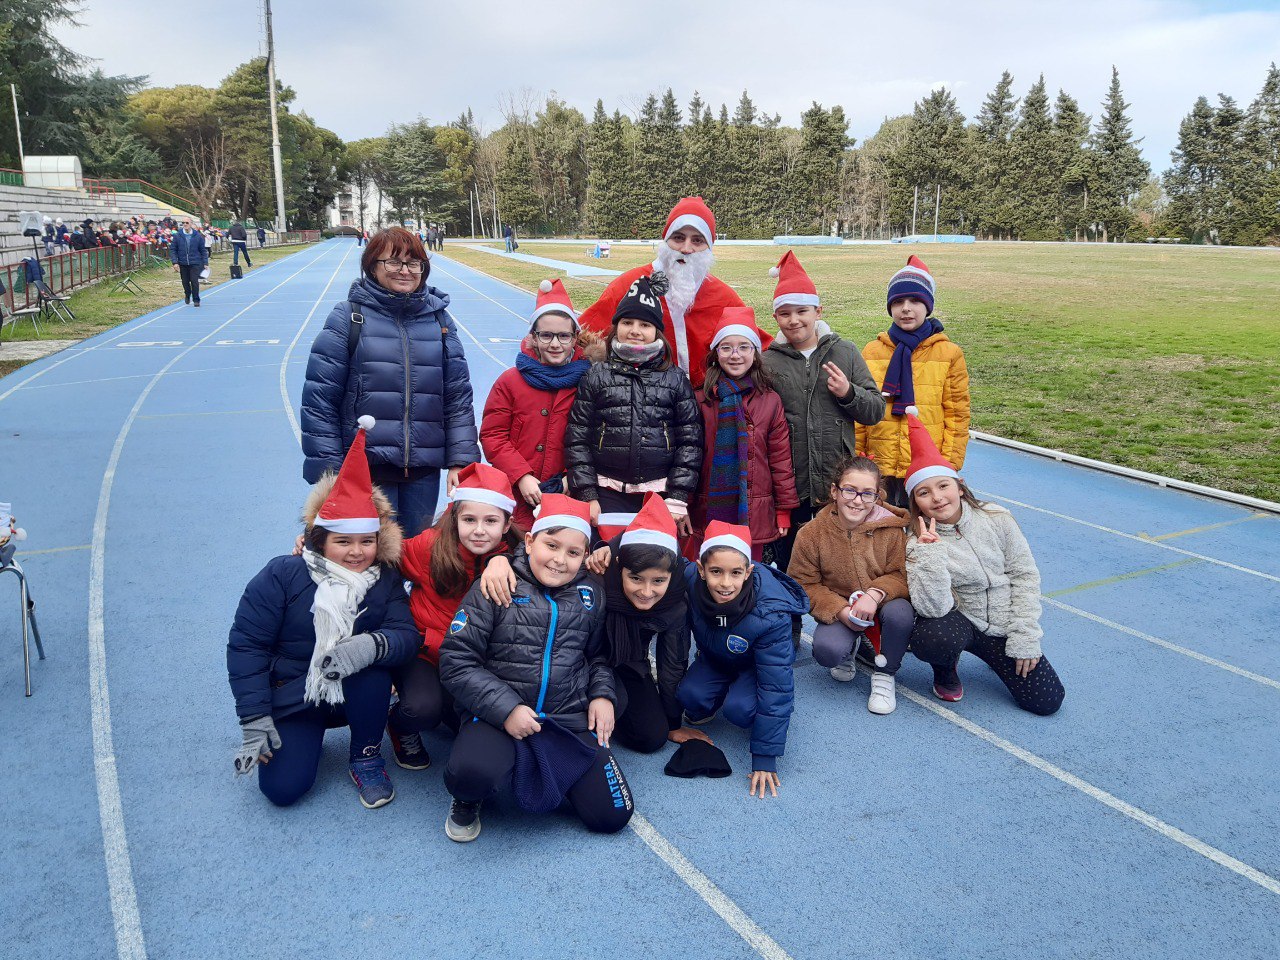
[678,521,808,798]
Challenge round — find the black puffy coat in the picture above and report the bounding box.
[438,548,614,731]
[301,277,480,483]
[563,354,702,502]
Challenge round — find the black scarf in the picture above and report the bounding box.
[603,534,687,667]
[693,568,757,630]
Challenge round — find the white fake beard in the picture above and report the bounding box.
[654,246,714,316]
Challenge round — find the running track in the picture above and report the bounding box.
[1,239,1276,960]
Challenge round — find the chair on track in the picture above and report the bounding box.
[21,258,76,326]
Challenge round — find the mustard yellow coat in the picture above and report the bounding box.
[855,331,971,478]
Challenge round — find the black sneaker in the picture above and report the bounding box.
[387,717,431,770]
[445,799,482,842]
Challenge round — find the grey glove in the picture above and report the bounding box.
[235,715,282,775]
[320,632,388,682]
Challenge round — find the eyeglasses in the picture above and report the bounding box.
[378,258,425,274]
[836,487,879,503]
[716,343,755,356]
[533,332,575,344]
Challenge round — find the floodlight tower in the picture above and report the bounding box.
[264,0,289,233]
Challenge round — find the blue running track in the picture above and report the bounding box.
[1,239,1277,960]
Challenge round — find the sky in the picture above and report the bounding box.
[53,0,1280,172]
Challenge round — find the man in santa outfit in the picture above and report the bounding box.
[578,197,759,388]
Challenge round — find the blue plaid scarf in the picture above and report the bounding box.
[706,378,752,525]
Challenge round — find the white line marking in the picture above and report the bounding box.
[0,249,304,403]
[1043,596,1280,691]
[628,814,795,960]
[430,261,533,323]
[20,362,286,391]
[446,309,513,369]
[440,258,794,959]
[976,490,1280,584]
[865,664,1280,897]
[86,243,336,960]
[280,243,355,442]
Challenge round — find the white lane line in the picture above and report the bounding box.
[1043,596,1280,691]
[280,243,356,442]
[441,260,795,960]
[628,814,795,960]
[446,308,515,369]
[430,261,532,323]
[976,490,1280,585]
[18,362,286,391]
[86,243,338,960]
[0,248,307,404]
[861,664,1280,898]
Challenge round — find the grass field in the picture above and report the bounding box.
[0,243,308,378]
[440,240,1280,502]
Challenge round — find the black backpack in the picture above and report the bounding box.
[345,301,450,366]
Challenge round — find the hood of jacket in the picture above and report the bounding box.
[348,275,450,318]
[750,563,810,618]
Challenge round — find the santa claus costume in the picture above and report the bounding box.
[578,197,765,388]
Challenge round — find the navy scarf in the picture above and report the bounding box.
[883,318,944,416]
[515,351,591,391]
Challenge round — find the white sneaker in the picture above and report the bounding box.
[830,652,857,682]
[867,672,897,715]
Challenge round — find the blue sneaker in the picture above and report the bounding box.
[349,753,395,809]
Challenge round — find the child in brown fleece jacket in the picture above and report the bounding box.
[787,454,913,715]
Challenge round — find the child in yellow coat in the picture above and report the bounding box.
[857,256,970,507]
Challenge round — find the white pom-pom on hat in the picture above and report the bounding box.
[539,279,553,293]
[768,266,780,278]
[14,528,27,542]
[875,653,888,668]
[905,405,919,417]
[357,415,375,431]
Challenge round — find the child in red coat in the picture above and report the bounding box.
[688,308,800,562]
[480,279,593,533]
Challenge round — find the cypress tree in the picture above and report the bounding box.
[1007,76,1058,239]
[973,71,1019,238]
[1086,67,1151,241]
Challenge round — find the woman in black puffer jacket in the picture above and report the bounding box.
[564,273,702,541]
[438,496,634,842]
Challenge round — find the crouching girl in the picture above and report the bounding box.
[227,418,420,809]
[679,521,808,798]
[438,494,634,842]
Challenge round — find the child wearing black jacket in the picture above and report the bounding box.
[438,494,634,842]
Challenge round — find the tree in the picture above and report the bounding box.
[1051,90,1091,239]
[972,71,1019,238]
[1086,67,1151,241]
[788,102,851,234]
[1240,64,1280,244]
[346,137,387,232]
[632,90,684,235]
[1007,76,1058,239]
[532,99,588,234]
[586,101,631,235]
[887,87,973,233]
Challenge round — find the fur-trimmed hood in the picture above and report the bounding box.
[301,472,404,566]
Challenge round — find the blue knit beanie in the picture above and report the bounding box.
[886,255,936,316]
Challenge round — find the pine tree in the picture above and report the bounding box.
[1007,76,1058,239]
[1241,63,1280,243]
[972,71,1019,238]
[496,126,542,232]
[886,87,972,234]
[1051,90,1091,239]
[1163,96,1217,241]
[789,103,851,234]
[632,90,684,235]
[1086,67,1151,241]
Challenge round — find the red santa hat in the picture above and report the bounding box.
[315,416,380,534]
[769,250,820,311]
[699,520,752,561]
[530,493,593,541]
[904,412,959,496]
[664,197,716,247]
[532,278,578,327]
[709,306,763,353]
[620,493,678,554]
[451,462,517,514]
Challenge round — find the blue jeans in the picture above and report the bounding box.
[257,666,393,807]
[504,237,514,252]
[379,473,441,538]
[232,241,251,267]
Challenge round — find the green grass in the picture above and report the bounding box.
[440,240,1280,502]
[0,244,308,348]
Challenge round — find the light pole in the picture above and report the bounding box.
[264,0,289,234]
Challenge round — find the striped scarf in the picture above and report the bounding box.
[706,378,752,525]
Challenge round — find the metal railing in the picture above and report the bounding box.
[0,168,23,187]
[2,231,322,314]
[82,179,118,206]
[84,178,197,214]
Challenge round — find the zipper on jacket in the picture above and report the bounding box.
[397,316,412,474]
[534,589,560,716]
[663,424,670,450]
[598,424,606,450]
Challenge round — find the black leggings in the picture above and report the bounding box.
[909,610,1065,715]
[612,662,670,754]
[443,718,634,833]
[389,658,458,734]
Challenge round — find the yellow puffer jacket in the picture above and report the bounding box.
[855,331,970,478]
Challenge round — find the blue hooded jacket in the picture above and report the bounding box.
[169,228,208,266]
[685,562,808,770]
[300,276,480,483]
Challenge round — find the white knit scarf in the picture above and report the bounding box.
[303,548,380,706]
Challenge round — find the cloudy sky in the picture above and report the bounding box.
[54,0,1280,171]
